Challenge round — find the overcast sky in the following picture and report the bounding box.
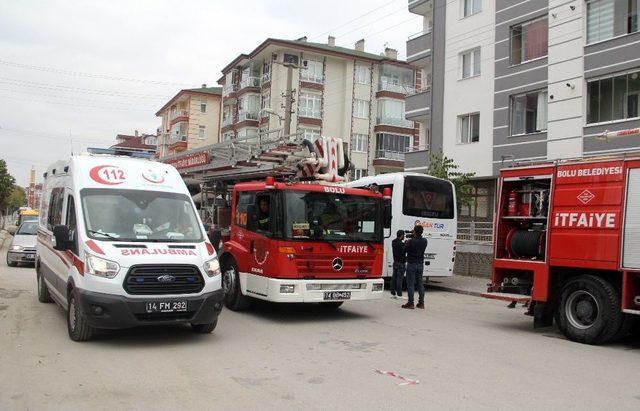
[0,0,420,186]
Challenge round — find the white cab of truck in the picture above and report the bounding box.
[36,151,223,341]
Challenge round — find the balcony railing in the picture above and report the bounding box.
[375,150,406,161]
[298,108,321,119]
[170,109,189,121]
[408,28,432,40]
[300,74,324,84]
[238,110,259,121]
[239,76,261,89]
[378,80,415,94]
[222,116,233,127]
[262,72,271,83]
[223,83,237,96]
[377,116,414,128]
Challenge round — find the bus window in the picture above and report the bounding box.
[403,176,454,219]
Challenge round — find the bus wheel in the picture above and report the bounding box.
[555,275,623,345]
[221,259,250,311]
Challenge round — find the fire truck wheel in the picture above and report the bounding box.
[222,260,250,311]
[555,275,623,345]
[319,302,344,310]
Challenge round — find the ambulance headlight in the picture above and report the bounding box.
[85,254,120,279]
[203,257,221,277]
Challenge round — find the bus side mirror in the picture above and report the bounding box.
[383,203,392,229]
[246,204,257,231]
[52,225,71,251]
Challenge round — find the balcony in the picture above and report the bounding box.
[377,116,414,129]
[223,83,237,97]
[169,109,189,126]
[239,76,261,90]
[406,30,432,64]
[238,110,259,121]
[408,0,432,15]
[222,115,233,127]
[261,72,271,84]
[378,79,415,96]
[405,87,431,122]
[375,150,406,161]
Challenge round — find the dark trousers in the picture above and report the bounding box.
[406,262,425,305]
[392,262,405,295]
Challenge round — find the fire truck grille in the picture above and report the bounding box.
[124,265,204,295]
[295,254,376,277]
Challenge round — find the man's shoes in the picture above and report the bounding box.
[416,303,425,309]
[397,294,403,298]
[391,291,396,296]
[402,302,414,309]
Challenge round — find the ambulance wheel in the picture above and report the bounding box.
[67,288,94,342]
[319,302,343,310]
[555,275,623,345]
[191,320,217,334]
[36,267,52,303]
[222,259,250,311]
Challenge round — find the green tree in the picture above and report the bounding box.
[6,186,26,210]
[427,152,475,211]
[0,159,16,210]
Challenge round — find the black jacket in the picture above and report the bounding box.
[392,238,406,263]
[405,236,428,264]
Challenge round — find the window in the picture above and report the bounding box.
[587,0,639,43]
[260,91,270,116]
[377,99,409,127]
[462,0,482,17]
[299,92,322,118]
[510,90,548,135]
[511,17,548,65]
[301,59,324,83]
[222,131,235,142]
[198,125,206,139]
[587,70,640,123]
[353,168,368,180]
[354,99,369,118]
[47,187,64,230]
[403,176,455,219]
[299,127,321,142]
[459,113,480,143]
[352,133,368,153]
[66,195,78,254]
[239,94,260,120]
[200,101,207,113]
[355,65,371,84]
[460,48,481,78]
[375,133,412,160]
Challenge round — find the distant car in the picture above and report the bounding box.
[6,221,38,267]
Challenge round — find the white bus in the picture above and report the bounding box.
[346,172,457,279]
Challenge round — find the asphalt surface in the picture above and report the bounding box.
[1,238,640,410]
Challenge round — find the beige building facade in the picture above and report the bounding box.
[156,86,222,158]
[218,37,419,178]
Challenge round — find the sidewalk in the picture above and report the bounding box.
[426,275,489,297]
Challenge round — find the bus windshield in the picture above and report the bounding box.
[403,176,454,219]
[80,189,203,242]
[283,191,381,242]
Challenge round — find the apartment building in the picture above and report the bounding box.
[405,0,640,276]
[111,131,158,155]
[217,37,420,178]
[156,85,222,158]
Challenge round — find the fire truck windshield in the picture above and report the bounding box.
[80,188,204,242]
[283,191,381,242]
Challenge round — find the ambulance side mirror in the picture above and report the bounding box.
[52,225,71,251]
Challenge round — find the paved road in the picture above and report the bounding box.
[1,242,639,410]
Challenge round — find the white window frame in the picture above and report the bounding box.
[460,47,481,79]
[351,133,368,153]
[301,59,324,84]
[200,101,207,113]
[298,127,321,142]
[197,125,206,139]
[353,168,368,180]
[355,64,371,85]
[586,68,640,124]
[510,16,549,65]
[586,0,640,44]
[462,0,482,18]
[458,113,480,144]
[298,92,322,118]
[510,90,548,136]
[354,99,369,119]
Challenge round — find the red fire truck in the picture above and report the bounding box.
[483,154,640,344]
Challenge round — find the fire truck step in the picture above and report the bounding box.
[481,292,531,303]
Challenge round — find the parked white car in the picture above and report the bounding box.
[6,221,38,267]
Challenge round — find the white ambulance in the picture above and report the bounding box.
[36,150,223,341]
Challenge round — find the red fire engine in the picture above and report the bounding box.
[484,154,640,344]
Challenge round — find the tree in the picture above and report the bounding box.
[6,186,26,210]
[0,159,16,210]
[426,152,475,211]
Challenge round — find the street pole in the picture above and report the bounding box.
[283,63,294,136]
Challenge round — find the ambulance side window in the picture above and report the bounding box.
[65,195,78,255]
[47,188,64,230]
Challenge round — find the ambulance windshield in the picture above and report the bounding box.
[283,191,381,242]
[80,189,203,242]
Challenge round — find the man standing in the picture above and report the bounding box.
[391,230,406,298]
[402,225,428,310]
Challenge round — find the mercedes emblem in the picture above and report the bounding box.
[332,257,343,271]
